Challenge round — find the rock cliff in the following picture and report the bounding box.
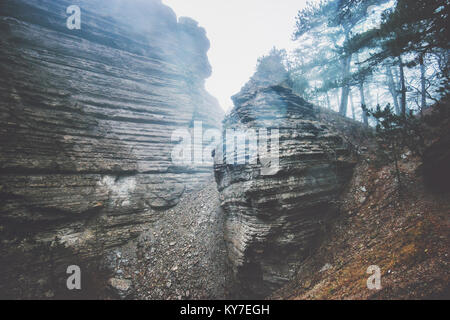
[0,0,223,298]
[214,75,356,298]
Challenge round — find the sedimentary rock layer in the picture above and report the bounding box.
[0,0,223,298]
[214,79,356,298]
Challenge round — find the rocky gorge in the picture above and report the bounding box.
[1,0,447,300]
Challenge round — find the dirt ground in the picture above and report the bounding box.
[272,151,450,300]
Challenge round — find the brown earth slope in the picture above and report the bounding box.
[272,150,450,300]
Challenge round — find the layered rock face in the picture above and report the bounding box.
[214,77,356,298]
[0,0,223,298]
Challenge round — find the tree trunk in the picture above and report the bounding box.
[419,54,427,113]
[398,56,407,117]
[349,89,356,121]
[326,91,331,109]
[359,83,369,126]
[339,54,352,116]
[386,65,400,115]
[336,89,340,112]
[354,54,368,126]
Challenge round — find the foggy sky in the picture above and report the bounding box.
[163,0,309,111]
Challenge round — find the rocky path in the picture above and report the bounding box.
[105,180,233,299]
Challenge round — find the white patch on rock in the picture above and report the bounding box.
[99,176,136,205]
[320,263,332,273]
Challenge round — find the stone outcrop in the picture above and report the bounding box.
[214,75,356,298]
[0,0,223,298]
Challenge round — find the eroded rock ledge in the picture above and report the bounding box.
[0,0,223,298]
[214,77,356,298]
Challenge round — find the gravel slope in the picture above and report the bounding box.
[104,179,234,299]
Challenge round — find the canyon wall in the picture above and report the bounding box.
[0,0,223,298]
[214,74,356,298]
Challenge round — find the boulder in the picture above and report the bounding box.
[214,78,355,298]
[107,278,133,299]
